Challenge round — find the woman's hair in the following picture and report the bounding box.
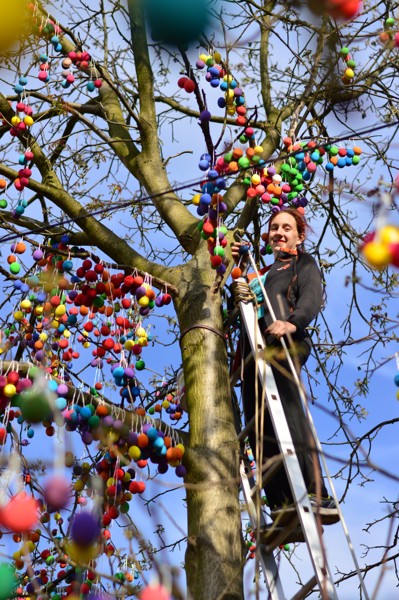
[267,208,308,251]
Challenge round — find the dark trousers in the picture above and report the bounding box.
[242,326,328,508]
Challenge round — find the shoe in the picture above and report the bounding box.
[271,495,340,526]
[308,494,340,525]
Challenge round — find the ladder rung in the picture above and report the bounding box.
[290,575,318,600]
[258,518,303,552]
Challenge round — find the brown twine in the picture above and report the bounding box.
[179,324,226,346]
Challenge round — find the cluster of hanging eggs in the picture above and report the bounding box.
[379,16,399,47]
[360,224,399,269]
[195,51,247,125]
[339,46,356,85]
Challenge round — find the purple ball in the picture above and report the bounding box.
[124,367,134,379]
[102,415,114,428]
[81,431,93,445]
[175,464,186,478]
[71,511,100,546]
[199,110,211,122]
[127,432,138,446]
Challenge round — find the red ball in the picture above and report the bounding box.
[177,76,188,88]
[184,79,195,93]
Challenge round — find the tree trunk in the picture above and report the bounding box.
[174,256,245,600]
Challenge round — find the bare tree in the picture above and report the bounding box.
[0,1,398,598]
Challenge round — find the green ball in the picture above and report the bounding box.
[238,156,251,169]
[287,157,297,166]
[9,263,21,274]
[340,47,350,56]
[352,155,360,165]
[88,415,100,429]
[346,59,356,68]
[281,164,290,173]
[0,200,7,209]
[144,0,212,46]
[135,360,145,371]
[385,17,395,28]
[214,246,225,257]
[0,563,17,600]
[17,390,51,423]
[329,145,339,156]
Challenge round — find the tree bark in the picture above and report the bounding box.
[174,251,245,600]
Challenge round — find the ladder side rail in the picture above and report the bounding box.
[240,462,286,600]
[238,295,338,600]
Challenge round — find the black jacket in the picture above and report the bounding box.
[262,252,322,350]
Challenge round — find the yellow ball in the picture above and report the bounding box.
[138,296,149,307]
[251,174,261,185]
[63,329,71,338]
[124,340,134,351]
[213,51,222,64]
[24,116,34,127]
[128,445,141,460]
[11,116,21,126]
[362,241,392,269]
[192,193,201,206]
[20,299,31,310]
[13,310,24,321]
[225,89,234,100]
[35,306,43,316]
[379,225,399,246]
[39,332,48,341]
[54,305,66,317]
[254,145,264,155]
[136,327,147,337]
[176,443,185,455]
[4,384,16,397]
[223,74,233,83]
[0,0,31,54]
[73,480,85,492]
[344,68,355,79]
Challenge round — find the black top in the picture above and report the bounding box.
[262,252,322,350]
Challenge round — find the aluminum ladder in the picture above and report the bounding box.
[232,280,339,600]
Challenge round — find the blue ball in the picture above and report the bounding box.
[200,193,212,205]
[199,159,210,171]
[325,162,335,172]
[394,373,399,387]
[208,67,220,77]
[217,97,226,108]
[145,0,212,46]
[337,157,346,168]
[210,78,220,88]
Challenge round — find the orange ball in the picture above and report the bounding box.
[231,267,242,279]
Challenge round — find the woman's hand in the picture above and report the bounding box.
[266,320,297,339]
[231,241,250,265]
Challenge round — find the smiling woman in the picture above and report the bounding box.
[232,208,339,522]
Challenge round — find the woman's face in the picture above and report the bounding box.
[268,212,304,256]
